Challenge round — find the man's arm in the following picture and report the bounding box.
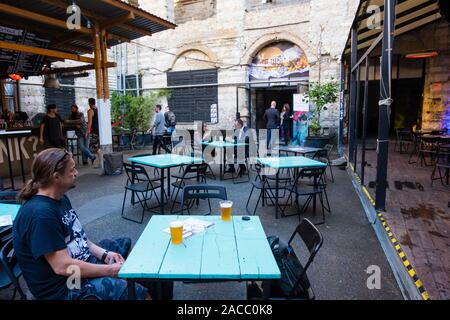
[39,122,45,145]
[86,109,93,137]
[87,240,125,264]
[45,248,121,279]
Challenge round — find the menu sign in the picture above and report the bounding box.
[0,25,50,76]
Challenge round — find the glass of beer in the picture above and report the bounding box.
[219,200,233,221]
[170,221,183,245]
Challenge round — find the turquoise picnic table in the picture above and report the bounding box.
[202,140,249,180]
[128,154,204,215]
[0,203,21,228]
[119,215,280,299]
[275,145,323,157]
[257,156,327,219]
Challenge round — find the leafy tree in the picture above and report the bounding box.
[308,80,339,135]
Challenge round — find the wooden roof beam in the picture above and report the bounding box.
[37,0,104,20]
[99,0,176,29]
[42,62,117,75]
[0,40,95,63]
[119,23,153,37]
[0,3,91,35]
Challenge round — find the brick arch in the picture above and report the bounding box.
[168,46,219,71]
[243,32,316,67]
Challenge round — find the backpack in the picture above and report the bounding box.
[168,112,176,127]
[266,236,311,298]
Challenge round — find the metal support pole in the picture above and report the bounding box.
[361,57,370,185]
[348,27,358,163]
[354,66,361,171]
[338,61,345,156]
[375,0,397,211]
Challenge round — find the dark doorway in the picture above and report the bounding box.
[255,87,297,130]
[362,78,423,138]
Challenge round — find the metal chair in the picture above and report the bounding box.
[121,163,162,224]
[170,163,208,213]
[0,191,18,204]
[319,145,335,183]
[245,164,288,216]
[431,145,450,186]
[179,184,227,215]
[0,239,27,300]
[282,167,328,225]
[247,217,323,300]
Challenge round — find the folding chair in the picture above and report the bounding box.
[179,184,227,215]
[247,217,323,300]
[431,145,450,186]
[0,239,27,300]
[170,163,208,213]
[121,163,162,224]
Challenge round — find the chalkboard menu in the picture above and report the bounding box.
[45,78,75,120]
[0,25,50,77]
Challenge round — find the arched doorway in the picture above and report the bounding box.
[249,41,309,130]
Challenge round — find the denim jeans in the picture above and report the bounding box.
[78,135,95,162]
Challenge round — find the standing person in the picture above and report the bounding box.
[225,119,249,174]
[164,106,176,136]
[68,104,96,165]
[263,101,280,149]
[40,104,65,148]
[148,104,171,155]
[13,148,150,300]
[85,98,101,165]
[280,104,291,145]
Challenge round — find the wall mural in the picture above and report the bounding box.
[250,41,309,80]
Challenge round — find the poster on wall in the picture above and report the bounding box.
[293,93,310,112]
[210,104,218,124]
[250,42,310,80]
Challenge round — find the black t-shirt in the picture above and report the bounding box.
[12,195,91,300]
[42,114,63,141]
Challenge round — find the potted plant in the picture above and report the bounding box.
[305,80,339,147]
[111,89,170,147]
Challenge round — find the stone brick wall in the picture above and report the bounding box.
[122,0,359,133]
[420,21,450,131]
[174,0,216,24]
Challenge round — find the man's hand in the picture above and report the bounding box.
[107,262,123,278]
[105,251,125,265]
[39,138,44,145]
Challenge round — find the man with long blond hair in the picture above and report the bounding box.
[13,148,150,300]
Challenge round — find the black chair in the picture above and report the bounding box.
[417,137,438,167]
[170,163,208,213]
[0,226,13,245]
[313,147,334,183]
[282,167,327,225]
[121,163,162,224]
[431,145,450,186]
[245,164,288,216]
[0,191,18,204]
[179,184,227,215]
[0,239,27,300]
[132,153,162,178]
[247,217,323,300]
[394,128,413,154]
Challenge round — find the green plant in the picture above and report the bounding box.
[111,90,171,133]
[308,80,339,135]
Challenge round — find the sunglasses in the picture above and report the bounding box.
[53,149,70,173]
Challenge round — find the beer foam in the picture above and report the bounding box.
[220,201,233,208]
[170,221,183,228]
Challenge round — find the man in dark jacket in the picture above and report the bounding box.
[264,101,280,149]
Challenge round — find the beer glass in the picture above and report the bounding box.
[170,221,183,245]
[219,200,233,221]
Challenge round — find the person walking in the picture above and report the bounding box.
[68,104,96,165]
[149,104,171,155]
[280,103,291,145]
[263,101,280,149]
[164,106,176,135]
[39,104,65,148]
[86,98,100,165]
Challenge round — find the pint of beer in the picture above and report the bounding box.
[219,200,233,221]
[170,221,183,245]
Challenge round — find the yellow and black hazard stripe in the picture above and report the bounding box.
[351,171,430,300]
[377,213,429,300]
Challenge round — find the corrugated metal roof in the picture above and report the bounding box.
[0,0,176,55]
[343,0,443,55]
